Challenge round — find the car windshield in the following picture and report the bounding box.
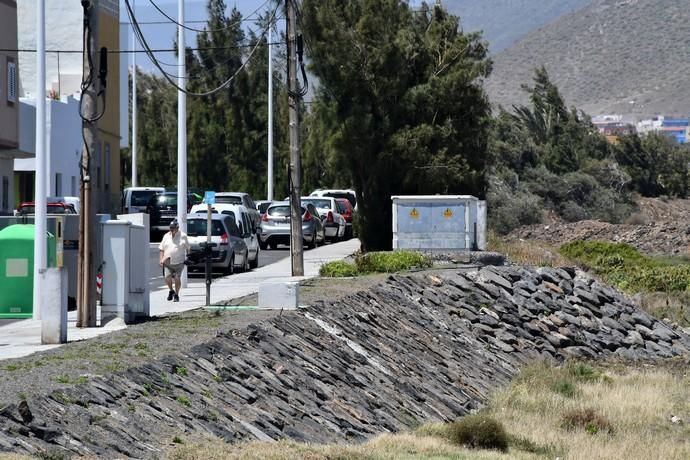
[131,190,159,206]
[187,219,226,237]
[258,202,272,214]
[215,195,242,205]
[302,199,332,210]
[268,205,306,217]
[150,194,177,207]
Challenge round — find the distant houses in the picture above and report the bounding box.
[592,115,689,144]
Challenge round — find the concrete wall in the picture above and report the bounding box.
[0,1,19,150]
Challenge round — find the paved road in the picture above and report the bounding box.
[148,243,289,292]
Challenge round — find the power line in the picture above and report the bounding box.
[147,0,273,34]
[125,0,280,96]
[0,42,286,55]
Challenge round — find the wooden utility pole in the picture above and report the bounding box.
[286,0,304,276]
[77,0,99,327]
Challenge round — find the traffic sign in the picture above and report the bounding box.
[204,191,216,205]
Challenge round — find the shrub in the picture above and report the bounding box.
[561,408,614,435]
[447,414,509,452]
[551,379,577,398]
[354,251,431,274]
[319,260,358,277]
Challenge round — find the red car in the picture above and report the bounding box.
[336,198,355,239]
[16,202,77,215]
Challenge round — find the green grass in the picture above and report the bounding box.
[560,240,690,293]
[320,250,432,277]
[53,375,88,385]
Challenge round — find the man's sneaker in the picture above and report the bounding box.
[173,294,180,302]
[167,290,175,301]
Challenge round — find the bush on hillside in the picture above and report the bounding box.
[447,414,509,452]
[487,172,543,234]
[561,408,614,435]
[355,251,431,274]
[319,260,358,278]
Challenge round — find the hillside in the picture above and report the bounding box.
[484,0,690,116]
[445,0,590,52]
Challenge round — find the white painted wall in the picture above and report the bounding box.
[15,97,81,199]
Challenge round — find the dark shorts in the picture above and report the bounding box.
[164,262,185,278]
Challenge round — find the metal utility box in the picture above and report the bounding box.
[0,224,57,318]
[101,219,149,323]
[391,195,487,251]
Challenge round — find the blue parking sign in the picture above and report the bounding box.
[204,191,216,205]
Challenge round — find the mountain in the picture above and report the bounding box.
[484,0,690,117]
[443,0,591,52]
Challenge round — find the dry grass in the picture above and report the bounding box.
[487,231,570,267]
[637,292,690,328]
[485,361,690,460]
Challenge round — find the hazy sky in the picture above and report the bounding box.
[121,0,273,73]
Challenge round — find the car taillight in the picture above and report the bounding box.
[303,211,312,222]
[327,211,334,223]
[262,213,269,222]
[220,233,228,245]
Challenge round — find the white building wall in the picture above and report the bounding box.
[17,2,84,98]
[14,97,81,199]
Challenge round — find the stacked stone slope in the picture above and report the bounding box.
[1,266,688,458]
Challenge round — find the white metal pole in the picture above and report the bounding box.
[177,0,188,287]
[131,0,138,187]
[267,25,274,201]
[33,0,47,320]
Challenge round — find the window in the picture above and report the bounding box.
[2,177,8,211]
[55,173,62,196]
[7,60,16,104]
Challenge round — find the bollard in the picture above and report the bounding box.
[41,267,67,344]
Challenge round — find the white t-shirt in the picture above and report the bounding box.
[159,231,190,265]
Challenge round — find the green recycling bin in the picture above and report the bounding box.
[0,224,56,318]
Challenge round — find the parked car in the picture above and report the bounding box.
[47,196,81,214]
[214,192,261,233]
[300,196,347,242]
[189,203,260,269]
[122,186,164,214]
[185,214,249,274]
[146,192,194,235]
[310,189,358,210]
[259,201,323,249]
[16,201,77,215]
[336,198,355,239]
[255,200,274,218]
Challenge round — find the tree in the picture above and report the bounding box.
[301,0,492,250]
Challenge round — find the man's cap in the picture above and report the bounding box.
[170,219,179,228]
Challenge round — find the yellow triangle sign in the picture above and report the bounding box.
[409,208,419,219]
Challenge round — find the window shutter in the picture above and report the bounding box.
[7,61,17,103]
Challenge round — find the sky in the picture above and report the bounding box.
[120,0,274,74]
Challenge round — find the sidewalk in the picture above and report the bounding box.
[0,239,360,361]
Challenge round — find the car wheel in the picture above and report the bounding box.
[259,240,267,250]
[249,247,259,269]
[224,254,234,275]
[243,251,250,272]
[308,236,316,249]
[269,242,278,250]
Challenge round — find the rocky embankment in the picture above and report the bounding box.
[1,266,689,458]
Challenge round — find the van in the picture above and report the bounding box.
[309,189,358,210]
[122,186,164,214]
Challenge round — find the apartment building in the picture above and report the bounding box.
[15,0,121,213]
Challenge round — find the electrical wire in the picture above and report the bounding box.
[0,42,286,55]
[147,0,272,34]
[125,0,280,97]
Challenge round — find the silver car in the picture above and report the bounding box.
[259,201,324,250]
[186,214,249,274]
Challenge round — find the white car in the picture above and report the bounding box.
[122,186,164,214]
[190,202,260,269]
[309,189,358,211]
[300,196,346,242]
[214,192,261,234]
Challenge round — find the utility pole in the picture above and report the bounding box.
[33,0,47,320]
[177,0,188,287]
[286,0,304,276]
[267,24,274,201]
[131,0,138,187]
[78,0,99,327]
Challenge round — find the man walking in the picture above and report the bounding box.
[159,219,189,302]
